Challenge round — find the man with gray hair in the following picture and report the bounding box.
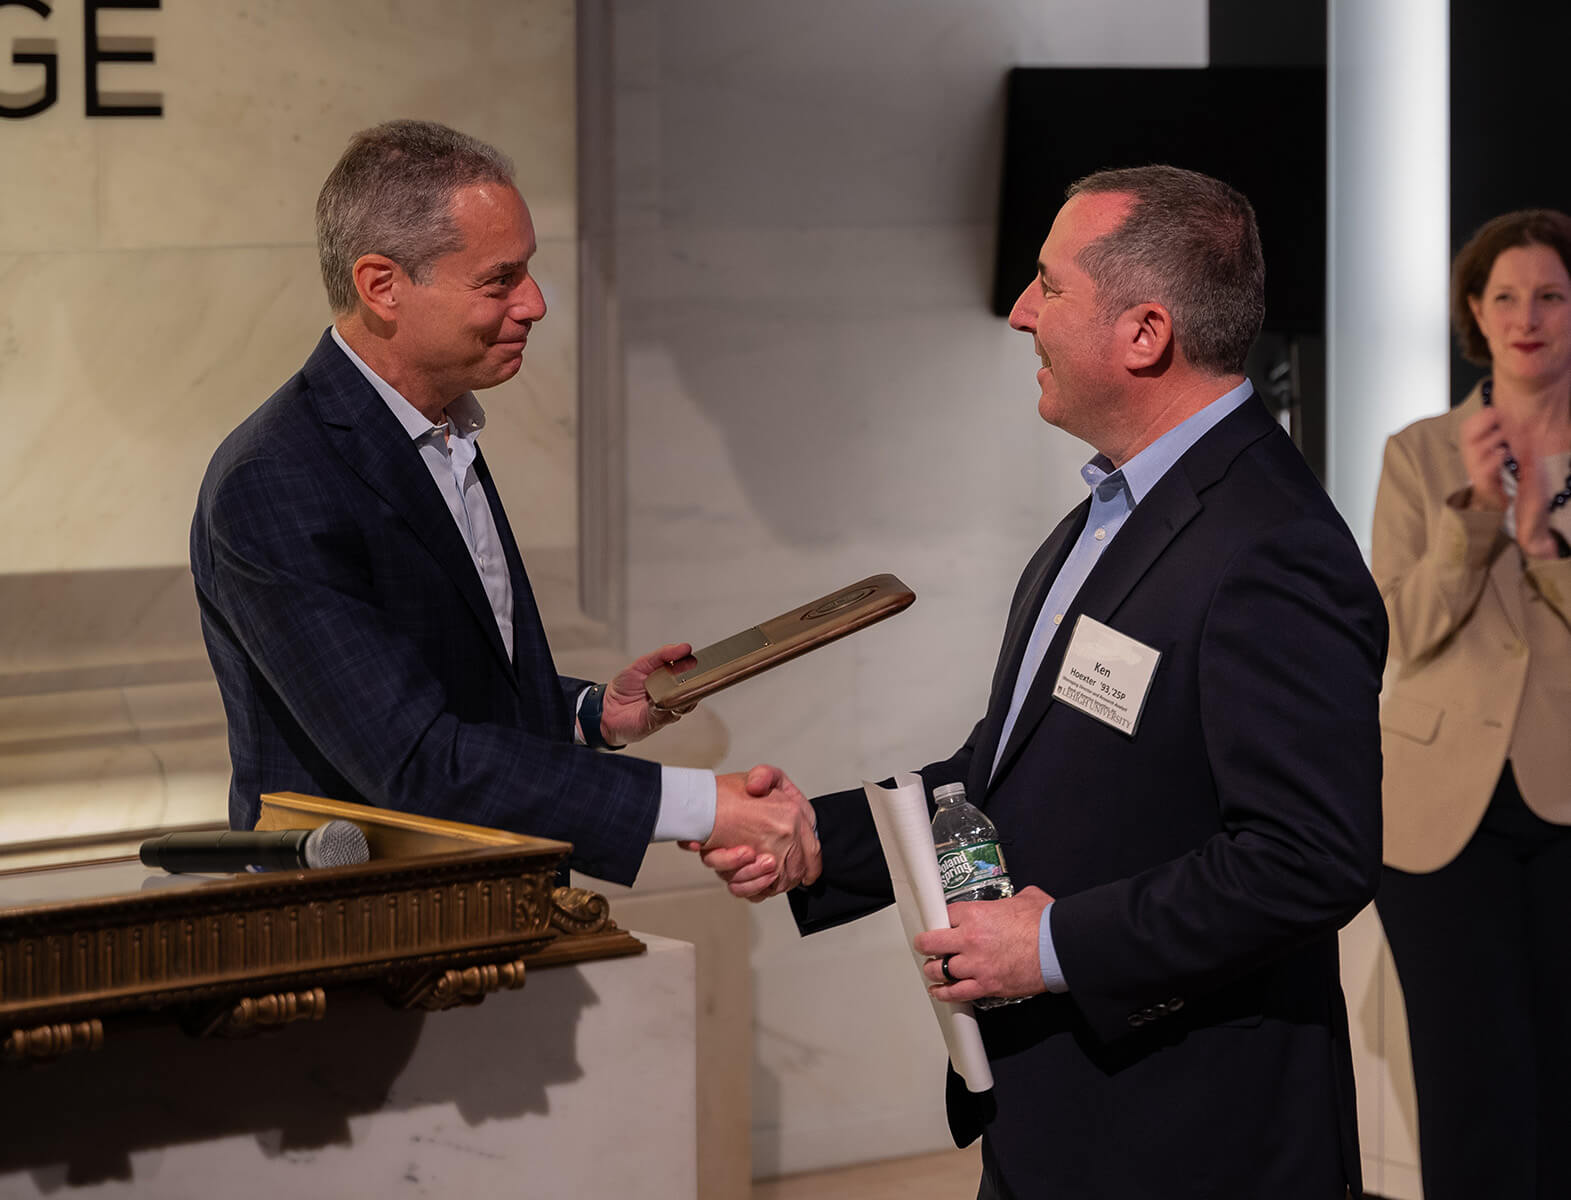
[192,120,819,887]
[709,165,1385,1197]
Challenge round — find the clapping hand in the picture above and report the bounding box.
[1458,406,1511,511]
[1513,450,1563,559]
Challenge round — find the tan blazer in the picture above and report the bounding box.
[1373,386,1571,872]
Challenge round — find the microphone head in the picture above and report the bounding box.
[301,820,371,869]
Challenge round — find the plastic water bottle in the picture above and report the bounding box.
[932,781,1014,903]
[931,781,1023,1009]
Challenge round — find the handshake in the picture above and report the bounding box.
[608,642,820,900]
[679,766,822,901]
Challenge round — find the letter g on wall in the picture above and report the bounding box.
[1,0,162,120]
[0,0,57,118]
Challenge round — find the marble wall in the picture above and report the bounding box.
[609,0,1211,1176]
[0,0,579,571]
[0,0,581,858]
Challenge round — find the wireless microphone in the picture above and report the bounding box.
[139,820,371,874]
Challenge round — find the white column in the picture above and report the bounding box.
[1328,8,1447,1198]
[1326,0,1451,555]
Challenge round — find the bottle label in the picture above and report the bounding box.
[938,841,1006,896]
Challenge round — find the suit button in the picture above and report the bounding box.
[1168,996,1184,1012]
[1127,1013,1146,1028]
[1152,1002,1169,1017]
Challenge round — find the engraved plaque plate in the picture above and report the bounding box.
[643,573,915,711]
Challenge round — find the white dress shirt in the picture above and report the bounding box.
[330,327,716,841]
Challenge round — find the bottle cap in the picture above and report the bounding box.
[932,782,967,803]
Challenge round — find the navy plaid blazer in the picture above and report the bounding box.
[190,330,660,884]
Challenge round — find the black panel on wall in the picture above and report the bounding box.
[990,66,1326,332]
[1208,0,1327,479]
[990,2,1329,476]
[1209,0,1326,67]
[1450,0,1571,405]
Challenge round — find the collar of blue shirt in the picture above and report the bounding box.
[1085,378,1255,506]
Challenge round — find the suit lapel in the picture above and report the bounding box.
[967,501,1087,801]
[474,447,566,725]
[987,484,1201,788]
[303,331,519,687]
[986,395,1278,790]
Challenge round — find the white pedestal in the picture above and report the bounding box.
[1341,904,1423,1199]
[0,934,697,1199]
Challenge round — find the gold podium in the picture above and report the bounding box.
[0,794,643,1063]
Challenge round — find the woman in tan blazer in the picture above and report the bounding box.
[1373,209,1571,1200]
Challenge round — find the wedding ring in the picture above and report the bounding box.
[940,954,959,984]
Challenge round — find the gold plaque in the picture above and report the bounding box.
[644,572,916,712]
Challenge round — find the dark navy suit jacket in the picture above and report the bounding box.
[191,331,661,885]
[791,397,1386,1199]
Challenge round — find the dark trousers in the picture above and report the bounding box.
[976,1139,1010,1200]
[971,1116,1350,1199]
[1377,764,1571,1200]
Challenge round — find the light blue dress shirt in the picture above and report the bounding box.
[330,327,717,842]
[1005,381,1255,992]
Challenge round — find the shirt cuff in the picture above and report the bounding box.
[1038,899,1068,993]
[572,685,592,745]
[652,766,717,843]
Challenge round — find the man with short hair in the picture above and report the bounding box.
[193,120,818,887]
[709,165,1385,1197]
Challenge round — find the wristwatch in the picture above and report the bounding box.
[580,682,623,750]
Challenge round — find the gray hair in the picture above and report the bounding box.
[1067,165,1265,375]
[315,119,515,314]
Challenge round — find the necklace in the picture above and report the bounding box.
[1481,378,1571,511]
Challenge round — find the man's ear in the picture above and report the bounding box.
[1119,302,1173,371]
[352,254,403,322]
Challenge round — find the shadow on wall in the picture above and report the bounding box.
[1,970,598,1189]
[627,265,1037,560]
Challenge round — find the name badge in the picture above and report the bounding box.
[1052,615,1161,736]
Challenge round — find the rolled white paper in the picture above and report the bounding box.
[863,773,993,1093]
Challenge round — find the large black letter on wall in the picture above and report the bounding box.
[85,0,161,117]
[0,0,57,119]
